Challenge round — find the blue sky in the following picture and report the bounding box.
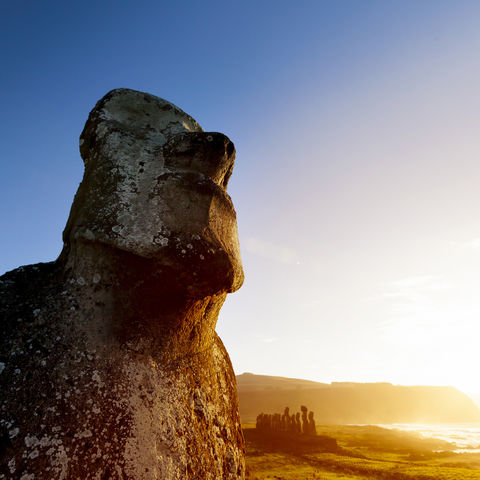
[3,1,480,393]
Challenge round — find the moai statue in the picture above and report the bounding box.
[301,405,309,435]
[256,413,263,431]
[295,412,302,434]
[283,407,290,432]
[273,413,280,432]
[280,414,285,432]
[0,89,245,479]
[289,413,296,434]
[308,411,316,435]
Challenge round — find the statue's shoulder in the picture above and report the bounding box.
[0,261,58,302]
[0,261,60,339]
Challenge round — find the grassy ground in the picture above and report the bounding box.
[243,424,480,479]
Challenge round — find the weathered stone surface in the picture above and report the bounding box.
[0,88,245,479]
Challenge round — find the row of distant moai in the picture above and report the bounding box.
[256,405,316,435]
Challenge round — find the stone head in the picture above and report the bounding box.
[62,88,244,298]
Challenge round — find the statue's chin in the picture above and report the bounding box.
[126,241,243,298]
[69,230,243,299]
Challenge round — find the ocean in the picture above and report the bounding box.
[378,423,480,453]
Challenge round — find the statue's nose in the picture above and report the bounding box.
[162,132,235,189]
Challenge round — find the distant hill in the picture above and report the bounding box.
[236,372,328,391]
[236,373,480,424]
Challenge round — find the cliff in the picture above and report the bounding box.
[237,373,480,424]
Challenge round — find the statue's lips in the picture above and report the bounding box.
[158,170,236,217]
